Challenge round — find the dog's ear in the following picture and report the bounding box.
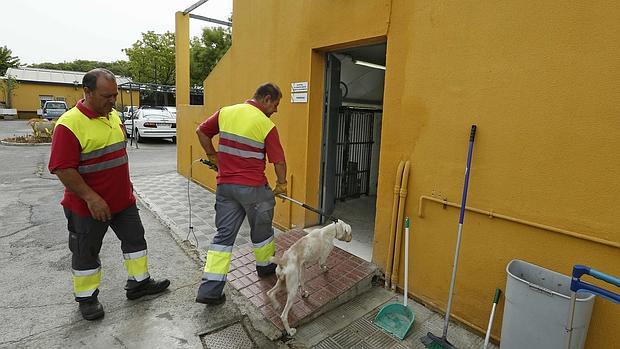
[334,221,342,238]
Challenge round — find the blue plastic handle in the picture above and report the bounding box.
[571,265,620,304]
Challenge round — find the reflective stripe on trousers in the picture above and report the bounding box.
[123,249,150,282]
[73,267,101,298]
[202,244,233,282]
[253,235,275,266]
[197,184,276,299]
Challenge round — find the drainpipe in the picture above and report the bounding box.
[391,160,410,290]
[384,160,405,289]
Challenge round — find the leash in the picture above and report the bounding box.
[195,160,338,224]
[276,194,338,223]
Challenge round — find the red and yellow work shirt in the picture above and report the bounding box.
[198,100,285,186]
[48,100,135,217]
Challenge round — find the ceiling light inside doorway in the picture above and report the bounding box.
[352,59,386,70]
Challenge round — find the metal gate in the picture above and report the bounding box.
[334,107,377,200]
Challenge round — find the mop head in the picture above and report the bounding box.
[421,332,458,349]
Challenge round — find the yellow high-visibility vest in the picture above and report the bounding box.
[56,107,127,173]
[218,103,275,159]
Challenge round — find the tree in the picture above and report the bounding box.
[190,26,232,87]
[1,75,19,108]
[123,31,176,85]
[0,46,20,76]
[30,60,131,77]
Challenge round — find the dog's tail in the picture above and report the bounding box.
[270,256,284,265]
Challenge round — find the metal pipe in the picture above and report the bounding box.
[288,174,293,229]
[385,160,405,288]
[418,195,619,249]
[189,14,232,27]
[391,160,411,290]
[183,0,209,15]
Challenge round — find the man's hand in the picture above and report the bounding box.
[85,194,112,221]
[273,181,287,197]
[207,153,218,166]
[54,168,111,221]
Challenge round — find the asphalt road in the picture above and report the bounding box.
[0,120,274,348]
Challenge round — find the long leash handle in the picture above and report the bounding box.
[277,194,338,223]
[442,124,477,339]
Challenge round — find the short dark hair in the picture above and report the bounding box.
[253,83,282,101]
[83,68,116,90]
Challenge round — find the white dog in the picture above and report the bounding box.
[267,220,352,336]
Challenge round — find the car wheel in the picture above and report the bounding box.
[135,129,142,143]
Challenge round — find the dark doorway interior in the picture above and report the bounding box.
[319,43,386,261]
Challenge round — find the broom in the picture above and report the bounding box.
[421,125,477,349]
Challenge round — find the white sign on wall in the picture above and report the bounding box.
[291,81,308,93]
[291,92,308,103]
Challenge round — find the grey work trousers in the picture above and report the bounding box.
[197,184,276,299]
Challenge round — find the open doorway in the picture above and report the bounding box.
[319,43,386,261]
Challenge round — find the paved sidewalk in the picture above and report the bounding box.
[132,172,498,348]
[0,142,278,349]
[132,173,377,338]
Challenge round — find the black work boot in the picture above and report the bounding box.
[195,293,226,305]
[125,278,170,300]
[79,298,104,320]
[257,263,277,278]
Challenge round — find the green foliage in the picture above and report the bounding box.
[29,60,131,77]
[0,75,19,108]
[123,31,176,85]
[0,46,20,76]
[8,26,231,90]
[190,26,232,87]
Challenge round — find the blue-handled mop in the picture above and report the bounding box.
[421,125,477,349]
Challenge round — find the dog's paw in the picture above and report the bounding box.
[301,290,309,298]
[286,328,297,336]
[270,300,281,310]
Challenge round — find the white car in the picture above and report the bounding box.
[119,105,139,120]
[123,107,176,143]
[164,106,177,118]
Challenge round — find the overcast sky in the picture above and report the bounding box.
[1,0,232,65]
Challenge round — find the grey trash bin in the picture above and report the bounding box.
[500,259,595,349]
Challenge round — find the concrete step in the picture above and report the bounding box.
[227,229,378,339]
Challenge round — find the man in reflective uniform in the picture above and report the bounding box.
[195,83,287,305]
[49,68,170,320]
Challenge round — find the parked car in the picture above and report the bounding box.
[42,101,68,120]
[164,106,177,118]
[118,105,139,121]
[123,106,176,143]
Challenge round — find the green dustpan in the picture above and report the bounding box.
[374,303,415,339]
[374,217,415,340]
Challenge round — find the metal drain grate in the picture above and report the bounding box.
[201,322,255,349]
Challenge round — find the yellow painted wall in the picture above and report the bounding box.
[177,1,619,347]
[5,82,139,116]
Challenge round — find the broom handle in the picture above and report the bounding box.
[442,125,477,338]
[404,217,410,307]
[484,288,502,349]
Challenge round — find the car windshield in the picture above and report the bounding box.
[46,102,66,109]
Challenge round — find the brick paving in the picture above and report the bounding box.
[228,229,376,331]
[132,172,375,333]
